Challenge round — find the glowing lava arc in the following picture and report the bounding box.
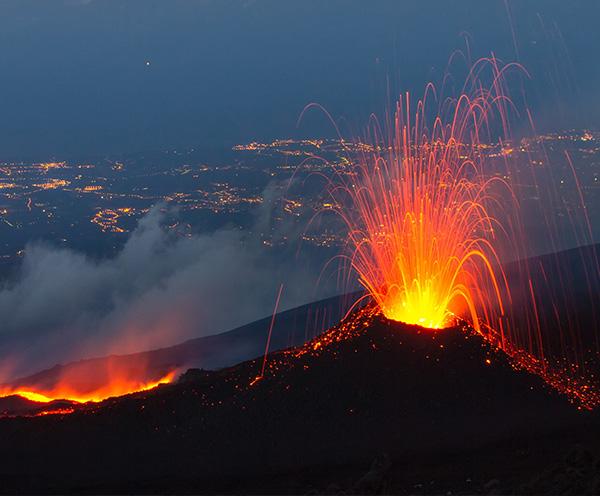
[331,60,520,333]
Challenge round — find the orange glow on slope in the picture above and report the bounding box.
[328,60,515,332]
[0,371,175,405]
[10,390,55,403]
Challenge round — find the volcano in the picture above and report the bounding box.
[1,304,599,494]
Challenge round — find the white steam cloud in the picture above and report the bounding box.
[0,205,336,381]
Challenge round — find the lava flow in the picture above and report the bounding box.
[1,372,175,404]
[0,359,176,408]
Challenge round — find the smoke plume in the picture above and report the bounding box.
[0,204,336,381]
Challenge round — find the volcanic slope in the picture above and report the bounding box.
[1,306,599,494]
[0,292,358,409]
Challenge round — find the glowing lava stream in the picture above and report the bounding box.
[0,371,175,404]
[325,58,517,332]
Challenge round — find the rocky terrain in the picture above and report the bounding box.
[1,305,599,494]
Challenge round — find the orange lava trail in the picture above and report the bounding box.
[261,283,284,379]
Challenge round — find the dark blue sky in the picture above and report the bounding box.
[0,0,598,158]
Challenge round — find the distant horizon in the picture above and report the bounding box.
[2,126,599,164]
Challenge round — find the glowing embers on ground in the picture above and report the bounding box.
[290,305,600,410]
[464,318,600,410]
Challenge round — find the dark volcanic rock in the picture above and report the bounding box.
[0,395,77,417]
[0,307,598,494]
[353,454,391,494]
[0,395,41,416]
[522,444,600,495]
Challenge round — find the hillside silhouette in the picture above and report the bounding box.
[1,305,599,494]
[0,292,359,409]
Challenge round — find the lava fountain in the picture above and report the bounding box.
[326,57,519,335]
[306,55,600,404]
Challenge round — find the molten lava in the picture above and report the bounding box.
[0,371,175,405]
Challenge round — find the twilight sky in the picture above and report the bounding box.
[0,0,598,158]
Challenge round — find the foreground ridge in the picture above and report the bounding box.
[0,303,596,494]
